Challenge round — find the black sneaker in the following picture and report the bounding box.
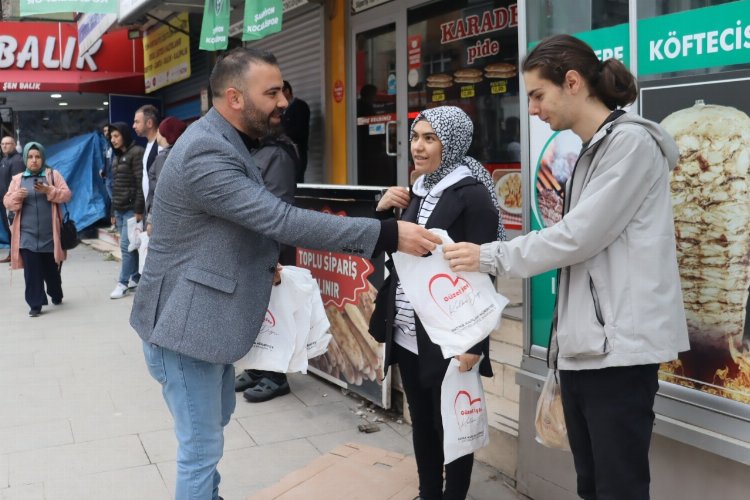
[234,369,265,392]
[243,376,290,403]
[28,308,41,317]
[52,298,62,305]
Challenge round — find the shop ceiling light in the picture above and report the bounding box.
[50,93,62,99]
[59,102,68,106]
[103,101,109,106]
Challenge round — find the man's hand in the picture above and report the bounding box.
[273,263,282,285]
[146,223,153,237]
[396,221,441,256]
[111,216,116,226]
[454,353,481,372]
[135,213,143,223]
[443,242,481,272]
[376,186,410,212]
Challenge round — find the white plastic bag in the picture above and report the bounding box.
[138,233,149,274]
[234,275,302,373]
[535,370,570,451]
[236,266,332,374]
[126,216,142,252]
[391,229,509,358]
[441,356,490,464]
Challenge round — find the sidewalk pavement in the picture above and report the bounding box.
[0,244,527,500]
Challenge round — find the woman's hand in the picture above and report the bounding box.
[33,183,52,195]
[376,186,410,212]
[443,242,481,272]
[454,353,481,372]
[16,187,29,199]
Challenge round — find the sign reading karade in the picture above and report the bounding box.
[143,12,191,93]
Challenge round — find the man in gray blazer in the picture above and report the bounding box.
[130,47,439,500]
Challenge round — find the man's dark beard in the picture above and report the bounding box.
[243,106,283,139]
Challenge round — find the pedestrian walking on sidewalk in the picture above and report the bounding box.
[444,34,690,500]
[1,136,25,262]
[129,47,441,500]
[369,106,503,500]
[3,142,72,317]
[108,122,144,299]
[145,116,187,234]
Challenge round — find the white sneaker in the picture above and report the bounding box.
[127,279,138,290]
[110,283,129,299]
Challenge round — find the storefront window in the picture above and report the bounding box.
[406,0,521,232]
[526,0,629,350]
[636,0,750,405]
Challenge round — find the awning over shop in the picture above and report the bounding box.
[0,22,144,94]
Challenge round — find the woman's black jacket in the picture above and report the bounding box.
[369,177,500,387]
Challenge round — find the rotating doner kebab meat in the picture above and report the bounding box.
[661,102,750,350]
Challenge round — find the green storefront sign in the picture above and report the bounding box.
[199,0,231,51]
[20,0,117,16]
[639,0,750,75]
[243,0,283,41]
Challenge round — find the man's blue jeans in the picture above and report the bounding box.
[142,342,236,500]
[114,210,139,285]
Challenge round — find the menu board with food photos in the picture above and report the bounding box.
[641,74,750,405]
[407,1,521,167]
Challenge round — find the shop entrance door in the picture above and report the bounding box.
[353,23,400,186]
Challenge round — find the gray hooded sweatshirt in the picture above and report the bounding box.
[480,112,690,370]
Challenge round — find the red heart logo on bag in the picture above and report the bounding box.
[259,309,276,335]
[428,273,474,318]
[453,390,483,429]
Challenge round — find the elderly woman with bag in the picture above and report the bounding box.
[3,142,72,317]
[369,106,504,500]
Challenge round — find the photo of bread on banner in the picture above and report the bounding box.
[308,282,384,386]
[484,62,517,79]
[426,73,453,88]
[661,101,750,352]
[454,68,483,84]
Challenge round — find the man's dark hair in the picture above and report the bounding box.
[209,47,278,98]
[136,104,161,128]
[282,80,292,94]
[522,34,637,110]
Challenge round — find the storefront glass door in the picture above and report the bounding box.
[354,24,399,186]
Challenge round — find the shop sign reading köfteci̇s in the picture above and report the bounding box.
[0,22,144,93]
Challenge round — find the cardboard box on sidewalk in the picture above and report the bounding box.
[248,443,420,500]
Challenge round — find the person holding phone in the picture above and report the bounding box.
[3,142,72,317]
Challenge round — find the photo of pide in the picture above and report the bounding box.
[453,68,483,84]
[426,73,454,88]
[484,62,517,79]
[640,74,750,404]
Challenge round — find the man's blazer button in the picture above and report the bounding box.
[268,266,275,273]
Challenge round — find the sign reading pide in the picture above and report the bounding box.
[243,0,283,41]
[638,0,750,75]
[143,12,191,93]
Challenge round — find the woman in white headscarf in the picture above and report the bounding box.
[369,106,504,500]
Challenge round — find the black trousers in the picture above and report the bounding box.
[559,364,659,500]
[20,249,63,309]
[396,344,474,500]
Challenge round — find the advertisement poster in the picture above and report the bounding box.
[294,186,390,407]
[143,13,191,94]
[641,75,750,404]
[527,24,627,349]
[491,165,523,231]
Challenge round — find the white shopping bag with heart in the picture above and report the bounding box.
[441,356,489,464]
[234,272,303,373]
[391,229,508,358]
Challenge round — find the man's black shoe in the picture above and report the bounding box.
[243,376,290,403]
[28,308,41,317]
[234,369,265,392]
